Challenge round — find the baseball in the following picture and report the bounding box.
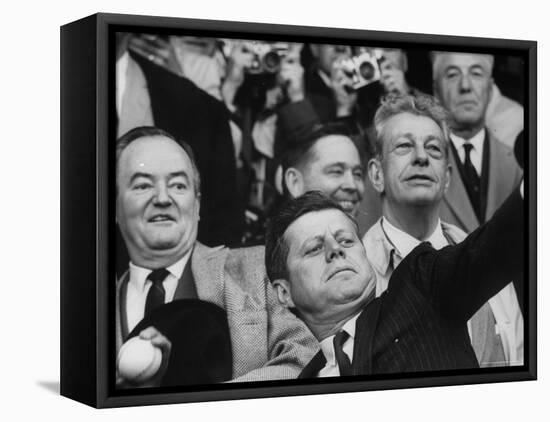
[117,337,163,383]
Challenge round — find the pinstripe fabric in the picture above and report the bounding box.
[117,242,319,383]
[364,219,520,368]
[300,189,523,378]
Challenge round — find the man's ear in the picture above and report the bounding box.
[272,279,295,309]
[284,167,305,198]
[195,193,201,221]
[368,158,385,194]
[443,163,452,194]
[432,80,440,101]
[488,77,495,99]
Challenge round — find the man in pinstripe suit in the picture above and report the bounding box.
[265,186,523,377]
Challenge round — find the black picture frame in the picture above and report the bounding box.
[60,12,537,408]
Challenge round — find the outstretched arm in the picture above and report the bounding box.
[402,186,524,322]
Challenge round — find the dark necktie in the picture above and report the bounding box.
[144,268,169,317]
[462,143,481,218]
[333,330,353,376]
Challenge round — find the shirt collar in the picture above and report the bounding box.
[450,128,485,154]
[382,216,448,259]
[319,313,360,367]
[128,251,191,293]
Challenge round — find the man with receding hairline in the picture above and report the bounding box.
[363,94,523,367]
[431,51,522,234]
[115,126,318,387]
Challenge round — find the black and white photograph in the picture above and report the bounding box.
[54,3,540,416]
[62,14,536,405]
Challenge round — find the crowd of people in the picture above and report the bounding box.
[114,32,525,388]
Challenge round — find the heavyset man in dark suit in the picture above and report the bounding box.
[115,126,318,387]
[265,184,523,376]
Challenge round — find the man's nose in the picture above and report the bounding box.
[153,184,171,206]
[326,237,346,262]
[412,144,429,166]
[341,171,358,191]
[459,74,473,92]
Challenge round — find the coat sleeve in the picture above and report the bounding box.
[230,279,320,382]
[225,247,319,383]
[397,187,524,322]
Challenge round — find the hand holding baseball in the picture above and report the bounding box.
[117,326,172,387]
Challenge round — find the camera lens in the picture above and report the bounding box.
[359,61,375,81]
[263,51,281,73]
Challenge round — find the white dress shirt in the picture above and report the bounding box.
[125,252,191,333]
[381,217,523,366]
[382,217,448,265]
[450,129,485,176]
[318,313,360,377]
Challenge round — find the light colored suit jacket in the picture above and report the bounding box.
[363,218,523,367]
[117,56,154,138]
[116,242,319,383]
[440,131,523,233]
[486,84,524,149]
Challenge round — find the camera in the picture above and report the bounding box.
[244,41,290,74]
[338,51,382,90]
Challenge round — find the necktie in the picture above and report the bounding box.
[144,268,170,317]
[333,330,353,376]
[462,143,481,218]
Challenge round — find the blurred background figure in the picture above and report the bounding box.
[115,33,244,277]
[431,51,523,234]
[116,33,156,138]
[117,31,526,251]
[378,48,423,97]
[485,83,524,149]
[280,122,365,217]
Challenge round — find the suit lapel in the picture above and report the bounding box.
[191,243,227,308]
[173,258,198,300]
[443,150,480,232]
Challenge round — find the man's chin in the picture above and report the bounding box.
[453,110,483,126]
[144,234,182,251]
